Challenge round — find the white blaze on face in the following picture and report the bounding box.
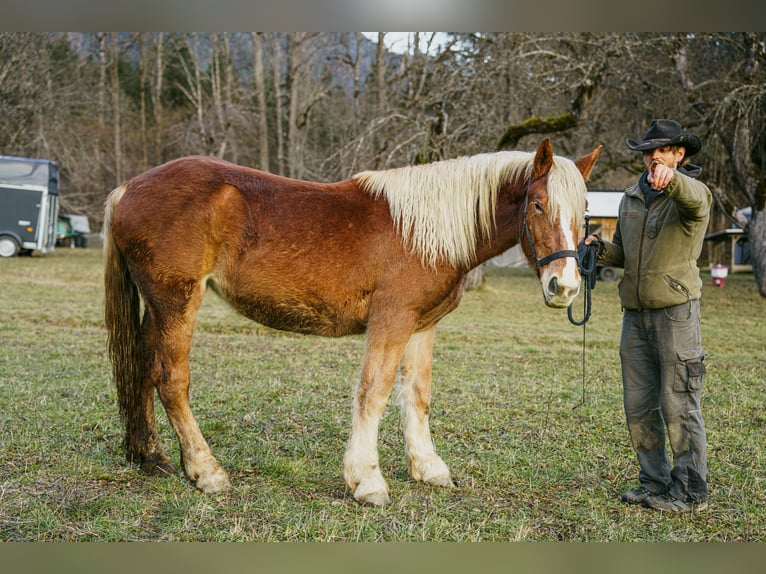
[539,198,581,307]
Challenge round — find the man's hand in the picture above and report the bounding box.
[647,159,674,190]
[583,235,599,246]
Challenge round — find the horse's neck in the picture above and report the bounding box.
[470,185,526,267]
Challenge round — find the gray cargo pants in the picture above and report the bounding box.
[620,299,708,503]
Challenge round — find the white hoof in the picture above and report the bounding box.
[195,467,231,493]
[423,472,455,488]
[409,456,454,488]
[345,466,391,506]
[353,483,392,506]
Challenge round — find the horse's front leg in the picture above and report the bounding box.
[399,326,454,488]
[343,326,412,506]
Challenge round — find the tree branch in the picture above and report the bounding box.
[496,114,578,150]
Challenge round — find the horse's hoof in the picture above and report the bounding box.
[409,456,454,488]
[140,455,176,477]
[195,468,231,493]
[354,488,392,507]
[424,473,455,488]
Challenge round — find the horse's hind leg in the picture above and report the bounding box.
[399,326,454,488]
[146,281,230,493]
[127,311,176,476]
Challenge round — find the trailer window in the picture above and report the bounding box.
[0,159,50,187]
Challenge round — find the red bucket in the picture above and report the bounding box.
[711,264,728,287]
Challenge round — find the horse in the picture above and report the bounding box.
[103,137,601,506]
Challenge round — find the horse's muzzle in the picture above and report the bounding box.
[543,273,581,308]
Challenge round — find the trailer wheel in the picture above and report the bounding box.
[0,235,20,257]
[598,266,617,282]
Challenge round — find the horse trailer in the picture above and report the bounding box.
[0,155,59,257]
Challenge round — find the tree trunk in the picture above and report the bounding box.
[286,33,303,178]
[284,33,326,180]
[97,32,107,190]
[252,32,269,171]
[750,205,766,296]
[376,32,387,117]
[270,34,285,175]
[152,32,164,162]
[352,32,362,127]
[137,33,148,169]
[210,33,227,158]
[111,32,123,185]
[177,33,207,152]
[209,32,236,160]
[464,265,485,290]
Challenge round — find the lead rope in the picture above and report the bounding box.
[568,215,599,407]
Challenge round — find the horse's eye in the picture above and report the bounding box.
[533,201,544,214]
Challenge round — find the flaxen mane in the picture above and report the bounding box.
[354,151,587,268]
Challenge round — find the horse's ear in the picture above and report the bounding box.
[532,137,554,180]
[574,145,603,181]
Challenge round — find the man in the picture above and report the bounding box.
[586,119,712,513]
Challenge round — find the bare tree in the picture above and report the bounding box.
[283,33,334,179]
[110,33,123,185]
[210,32,233,159]
[176,33,209,153]
[0,33,42,150]
[270,33,286,175]
[136,33,151,170]
[151,32,166,162]
[376,32,387,118]
[705,34,766,295]
[252,32,269,170]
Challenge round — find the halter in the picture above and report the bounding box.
[521,194,579,277]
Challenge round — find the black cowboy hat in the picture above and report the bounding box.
[626,119,701,157]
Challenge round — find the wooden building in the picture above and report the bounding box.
[704,227,752,273]
[586,189,623,241]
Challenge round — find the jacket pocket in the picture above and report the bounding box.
[674,349,706,392]
[665,275,693,304]
[646,212,659,238]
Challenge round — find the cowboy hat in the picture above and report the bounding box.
[626,119,701,157]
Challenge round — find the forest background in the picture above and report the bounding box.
[1,32,765,293]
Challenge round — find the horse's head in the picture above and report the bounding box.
[522,138,602,308]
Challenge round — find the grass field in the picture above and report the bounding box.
[1,248,764,541]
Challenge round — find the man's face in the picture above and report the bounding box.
[642,145,686,170]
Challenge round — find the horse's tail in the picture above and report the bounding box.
[103,186,145,457]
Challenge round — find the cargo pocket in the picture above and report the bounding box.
[674,349,706,392]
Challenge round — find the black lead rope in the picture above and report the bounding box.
[567,215,600,407]
[567,236,599,326]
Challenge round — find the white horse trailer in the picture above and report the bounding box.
[0,155,60,257]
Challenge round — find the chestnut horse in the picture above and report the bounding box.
[104,138,601,505]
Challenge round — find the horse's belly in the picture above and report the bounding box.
[223,289,368,337]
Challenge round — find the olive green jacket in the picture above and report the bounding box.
[597,167,712,310]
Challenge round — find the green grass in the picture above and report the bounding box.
[1,248,764,541]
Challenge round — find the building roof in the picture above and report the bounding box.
[704,228,747,241]
[586,190,623,218]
